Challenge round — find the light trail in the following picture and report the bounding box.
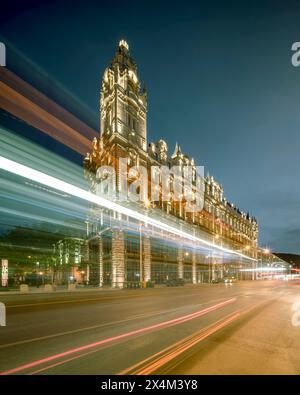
[0,298,236,375]
[120,298,273,375]
[240,267,287,272]
[0,156,256,261]
[0,67,97,156]
[126,313,240,375]
[0,303,218,349]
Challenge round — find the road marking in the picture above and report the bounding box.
[5,294,145,309]
[28,346,110,375]
[0,298,236,375]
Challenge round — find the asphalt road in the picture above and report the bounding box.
[0,280,299,375]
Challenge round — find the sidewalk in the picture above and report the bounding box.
[0,282,200,295]
[0,285,121,295]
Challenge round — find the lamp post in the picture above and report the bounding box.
[38,271,44,286]
[206,253,212,283]
[140,200,151,286]
[260,248,270,280]
[139,224,143,284]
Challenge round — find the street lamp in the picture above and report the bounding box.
[206,253,212,283]
[38,271,44,286]
[144,199,151,209]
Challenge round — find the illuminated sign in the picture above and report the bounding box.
[0,303,5,326]
[1,259,8,287]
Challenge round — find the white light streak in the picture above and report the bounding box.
[0,156,256,261]
[240,267,287,272]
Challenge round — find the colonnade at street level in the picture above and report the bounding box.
[78,219,255,289]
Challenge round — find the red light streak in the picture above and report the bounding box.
[0,298,236,375]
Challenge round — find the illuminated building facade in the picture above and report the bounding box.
[83,40,258,287]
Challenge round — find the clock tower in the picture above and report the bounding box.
[100,40,147,153]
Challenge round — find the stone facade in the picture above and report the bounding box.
[82,40,258,287]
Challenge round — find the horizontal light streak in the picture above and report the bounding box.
[240,267,287,272]
[0,156,255,261]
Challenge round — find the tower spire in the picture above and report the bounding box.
[100,40,147,151]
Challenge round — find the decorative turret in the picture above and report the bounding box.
[156,139,168,162]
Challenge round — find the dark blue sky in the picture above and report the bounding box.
[2,0,300,253]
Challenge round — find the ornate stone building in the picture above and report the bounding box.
[83,40,258,287]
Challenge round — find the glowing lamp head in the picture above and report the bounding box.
[144,199,151,208]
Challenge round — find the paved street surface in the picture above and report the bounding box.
[0,280,300,375]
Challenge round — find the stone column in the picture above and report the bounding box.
[112,229,125,288]
[219,261,224,280]
[178,247,184,279]
[207,254,212,283]
[86,263,90,285]
[83,239,90,285]
[192,252,197,284]
[252,261,257,280]
[143,235,151,282]
[98,237,103,287]
[216,256,223,280]
[211,262,216,281]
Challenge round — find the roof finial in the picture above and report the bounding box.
[119,39,129,51]
[171,142,182,158]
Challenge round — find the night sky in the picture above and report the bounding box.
[1,0,300,253]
